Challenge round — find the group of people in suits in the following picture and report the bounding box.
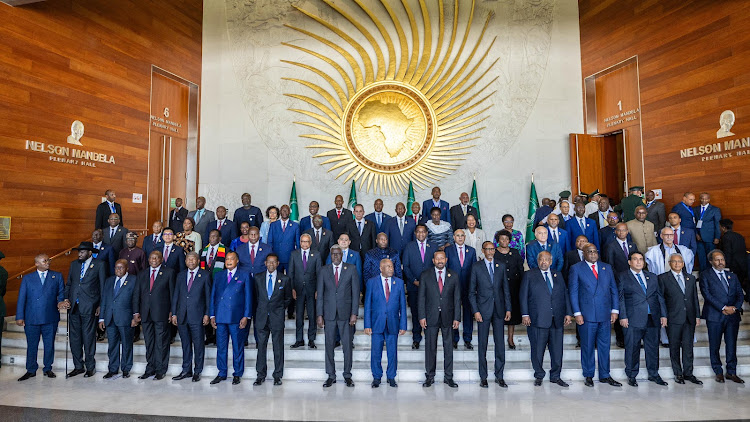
[13,185,748,390]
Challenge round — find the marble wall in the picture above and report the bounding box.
[200,0,583,236]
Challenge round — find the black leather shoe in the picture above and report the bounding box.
[534,378,543,386]
[290,341,305,349]
[84,369,96,378]
[660,342,669,348]
[675,376,685,384]
[584,377,594,387]
[452,341,458,349]
[412,341,420,350]
[464,342,473,350]
[444,379,458,388]
[495,378,508,388]
[422,378,434,387]
[600,377,622,387]
[685,375,703,385]
[551,379,569,387]
[648,376,668,386]
[67,368,85,378]
[232,376,241,385]
[210,376,226,385]
[191,374,200,382]
[715,374,725,383]
[308,341,317,349]
[122,371,130,379]
[627,377,638,387]
[43,371,56,378]
[345,378,354,387]
[253,378,265,386]
[172,372,192,381]
[18,372,36,381]
[97,333,105,341]
[575,340,581,348]
[387,378,397,387]
[726,374,745,384]
[480,379,488,388]
[138,372,154,380]
[616,340,625,349]
[153,374,165,380]
[273,378,282,386]
[371,379,381,388]
[334,341,341,348]
[323,378,336,387]
[103,372,118,379]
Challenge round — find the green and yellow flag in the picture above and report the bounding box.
[406,180,416,216]
[289,179,299,221]
[348,180,357,211]
[470,179,481,228]
[525,176,539,244]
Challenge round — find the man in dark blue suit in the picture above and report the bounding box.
[233,193,264,232]
[617,252,668,387]
[695,193,722,271]
[445,229,477,349]
[158,228,186,273]
[409,202,428,226]
[566,202,600,251]
[62,242,107,378]
[545,213,569,255]
[365,198,392,235]
[670,192,696,230]
[603,223,639,349]
[142,221,164,256]
[469,242,511,388]
[91,229,116,276]
[384,202,415,256]
[526,226,563,271]
[236,227,271,276]
[401,225,436,349]
[210,251,252,385]
[16,254,65,381]
[520,251,572,387]
[99,259,138,379]
[171,252,212,382]
[205,206,237,247]
[664,212,697,254]
[599,212,629,249]
[267,205,300,273]
[299,201,331,232]
[364,259,407,388]
[569,243,621,387]
[421,186,449,222]
[253,254,292,385]
[700,250,744,383]
[325,233,362,278]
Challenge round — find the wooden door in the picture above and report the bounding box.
[569,133,626,204]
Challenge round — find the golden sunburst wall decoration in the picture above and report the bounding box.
[283,0,497,195]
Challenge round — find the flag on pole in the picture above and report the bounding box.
[406,180,416,216]
[525,175,539,244]
[348,180,357,211]
[289,179,299,221]
[470,179,482,228]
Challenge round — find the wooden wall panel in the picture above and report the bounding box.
[0,0,202,311]
[579,0,750,245]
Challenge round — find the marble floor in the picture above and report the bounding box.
[0,366,746,422]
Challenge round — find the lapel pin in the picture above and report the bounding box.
[159,272,163,276]
[495,263,499,267]
[554,274,557,277]
[259,248,263,252]
[343,266,348,270]
[235,276,239,280]
[278,279,282,284]
[198,274,202,277]
[90,264,94,269]
[51,275,55,278]
[130,260,135,263]
[448,273,451,277]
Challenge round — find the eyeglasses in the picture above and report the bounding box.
[483,247,496,251]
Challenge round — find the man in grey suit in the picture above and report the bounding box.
[419,250,461,388]
[188,197,215,241]
[99,259,138,379]
[254,254,292,385]
[317,245,360,387]
[103,213,129,258]
[645,191,666,234]
[289,234,322,349]
[470,241,512,388]
[304,215,333,265]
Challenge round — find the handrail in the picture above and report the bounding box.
[9,228,149,280]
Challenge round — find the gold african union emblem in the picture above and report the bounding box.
[283,0,497,194]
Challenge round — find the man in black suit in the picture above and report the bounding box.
[317,245,360,387]
[103,213,129,258]
[91,228,116,276]
[409,202,427,226]
[617,252,668,387]
[158,228,186,273]
[520,251,572,387]
[98,259,138,379]
[143,221,164,256]
[62,242,106,378]
[170,252,211,382]
[289,234,322,349]
[206,206,237,246]
[645,190,666,233]
[658,253,702,385]
[133,250,176,380]
[588,197,611,229]
[719,219,748,293]
[603,223,639,348]
[95,189,123,230]
[348,204,376,260]
[254,254,292,385]
[327,195,353,241]
[562,235,588,284]
[470,241,512,388]
[449,192,479,230]
[418,250,461,388]
[169,198,188,234]
[304,215,333,264]
[233,193,264,232]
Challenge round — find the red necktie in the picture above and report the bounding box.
[208,247,215,268]
[384,277,390,302]
[187,271,195,292]
[674,230,679,245]
[437,270,443,294]
[149,269,156,291]
[337,209,341,219]
[217,220,222,230]
[282,221,286,232]
[163,246,170,262]
[459,247,464,266]
[250,244,256,264]
[334,266,340,287]
[414,215,418,224]
[591,264,598,279]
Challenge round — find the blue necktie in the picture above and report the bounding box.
[636,273,649,313]
[719,272,729,293]
[80,262,86,280]
[544,271,553,293]
[114,277,122,297]
[267,273,273,299]
[40,272,46,286]
[109,202,115,213]
[488,262,494,278]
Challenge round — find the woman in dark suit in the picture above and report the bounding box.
[494,230,523,349]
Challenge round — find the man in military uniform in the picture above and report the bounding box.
[617,186,645,222]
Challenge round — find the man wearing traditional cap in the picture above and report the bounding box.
[119,232,147,275]
[616,186,645,222]
[553,191,575,218]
